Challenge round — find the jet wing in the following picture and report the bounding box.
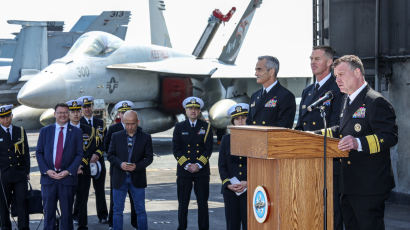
[107,58,219,77]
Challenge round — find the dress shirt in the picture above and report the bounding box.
[189,120,197,128]
[70,122,81,129]
[348,82,368,104]
[53,123,68,169]
[85,116,93,126]
[1,124,12,138]
[346,82,368,152]
[263,80,278,94]
[315,73,332,89]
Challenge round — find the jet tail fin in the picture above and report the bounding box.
[0,39,17,59]
[6,20,57,83]
[149,0,172,48]
[84,11,131,40]
[70,15,99,32]
[218,0,262,64]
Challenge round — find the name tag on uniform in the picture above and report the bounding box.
[198,128,206,135]
[182,132,189,135]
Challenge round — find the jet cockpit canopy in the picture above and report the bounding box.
[66,31,123,57]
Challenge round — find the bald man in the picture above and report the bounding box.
[108,111,153,230]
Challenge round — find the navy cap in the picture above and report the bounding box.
[182,96,204,109]
[0,104,13,117]
[114,100,135,112]
[77,96,94,107]
[66,99,83,110]
[90,161,102,179]
[227,103,249,118]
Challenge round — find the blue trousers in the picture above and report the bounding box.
[113,176,147,230]
[41,183,75,230]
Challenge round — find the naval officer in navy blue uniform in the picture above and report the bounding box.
[246,56,296,128]
[66,99,101,230]
[322,55,397,230]
[173,96,213,230]
[76,96,108,224]
[218,103,248,230]
[295,46,344,230]
[0,105,30,230]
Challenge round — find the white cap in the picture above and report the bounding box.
[182,96,204,109]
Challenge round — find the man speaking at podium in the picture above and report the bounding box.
[323,55,397,230]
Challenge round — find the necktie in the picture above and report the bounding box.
[314,83,320,94]
[6,128,11,142]
[55,127,64,170]
[262,89,267,97]
[88,119,92,126]
[191,123,195,128]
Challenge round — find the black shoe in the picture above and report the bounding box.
[99,218,109,224]
[73,215,79,225]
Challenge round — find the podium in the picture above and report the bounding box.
[229,126,348,230]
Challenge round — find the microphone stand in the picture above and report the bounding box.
[320,105,328,230]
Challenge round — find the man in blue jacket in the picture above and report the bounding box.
[108,110,153,230]
[36,103,83,230]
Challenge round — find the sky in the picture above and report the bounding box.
[0,0,313,77]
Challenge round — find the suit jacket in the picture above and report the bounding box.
[36,123,83,186]
[172,119,213,177]
[104,122,124,154]
[322,85,397,195]
[218,134,247,194]
[0,125,30,179]
[246,82,296,128]
[295,75,343,131]
[80,116,106,153]
[108,127,153,189]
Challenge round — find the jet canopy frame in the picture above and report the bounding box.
[66,32,123,58]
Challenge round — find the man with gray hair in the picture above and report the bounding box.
[246,55,296,128]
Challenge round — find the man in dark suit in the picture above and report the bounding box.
[218,103,248,230]
[172,96,213,230]
[66,99,100,230]
[36,103,83,230]
[76,96,108,224]
[324,55,397,230]
[108,110,153,230]
[246,55,296,128]
[105,100,137,229]
[295,46,344,230]
[0,105,30,230]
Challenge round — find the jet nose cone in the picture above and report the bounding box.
[17,73,66,108]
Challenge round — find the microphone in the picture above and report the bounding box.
[307,91,334,112]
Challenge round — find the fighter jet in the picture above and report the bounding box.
[0,11,130,129]
[0,11,131,98]
[17,0,265,133]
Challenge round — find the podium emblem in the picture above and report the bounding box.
[253,186,270,223]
